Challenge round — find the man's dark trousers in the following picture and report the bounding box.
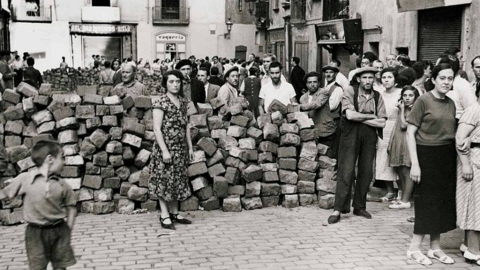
[334,121,377,213]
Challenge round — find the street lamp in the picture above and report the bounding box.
[225,18,233,39]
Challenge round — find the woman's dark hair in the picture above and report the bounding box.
[161,70,184,97]
[104,61,111,68]
[412,60,434,79]
[412,61,426,80]
[248,67,258,76]
[397,68,416,88]
[31,140,62,167]
[431,63,453,80]
[438,56,459,75]
[27,57,35,66]
[397,54,411,67]
[380,67,398,81]
[399,85,420,102]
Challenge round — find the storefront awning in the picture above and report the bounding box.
[397,0,471,13]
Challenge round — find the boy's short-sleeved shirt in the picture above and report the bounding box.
[1,169,77,225]
[259,81,297,112]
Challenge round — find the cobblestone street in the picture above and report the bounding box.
[0,201,474,270]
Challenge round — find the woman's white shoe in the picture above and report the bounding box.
[427,249,454,264]
[407,250,432,266]
[464,250,480,265]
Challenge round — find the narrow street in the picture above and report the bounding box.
[0,202,471,270]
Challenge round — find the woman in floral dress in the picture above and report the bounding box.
[149,70,194,230]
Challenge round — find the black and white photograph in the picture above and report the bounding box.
[0,0,480,269]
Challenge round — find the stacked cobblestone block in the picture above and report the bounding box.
[0,80,338,224]
[43,67,162,95]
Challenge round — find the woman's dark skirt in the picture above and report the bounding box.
[414,143,457,234]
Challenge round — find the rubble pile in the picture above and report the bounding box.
[0,82,338,225]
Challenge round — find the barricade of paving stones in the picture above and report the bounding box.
[43,67,163,95]
[0,81,338,226]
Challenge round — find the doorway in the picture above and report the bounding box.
[83,36,122,67]
[235,45,247,61]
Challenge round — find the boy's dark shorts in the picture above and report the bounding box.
[25,220,76,270]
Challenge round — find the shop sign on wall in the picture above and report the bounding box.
[156,33,186,42]
[70,24,132,34]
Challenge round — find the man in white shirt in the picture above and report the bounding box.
[329,59,350,90]
[259,61,297,114]
[440,57,477,119]
[196,67,220,103]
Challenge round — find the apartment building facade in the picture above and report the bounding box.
[8,0,260,71]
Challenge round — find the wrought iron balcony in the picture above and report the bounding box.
[152,6,189,25]
[12,5,52,23]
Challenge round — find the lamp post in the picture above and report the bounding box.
[224,18,233,39]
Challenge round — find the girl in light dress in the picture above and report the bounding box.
[388,86,419,209]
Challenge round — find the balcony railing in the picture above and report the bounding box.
[323,0,349,21]
[12,5,52,22]
[152,6,189,25]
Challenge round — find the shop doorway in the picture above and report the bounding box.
[155,32,186,61]
[83,36,122,67]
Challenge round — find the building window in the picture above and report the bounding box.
[271,0,279,11]
[301,0,306,20]
[323,0,349,21]
[162,0,180,20]
[92,0,110,7]
[26,0,40,16]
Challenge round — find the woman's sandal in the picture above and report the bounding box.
[407,250,432,266]
[170,213,192,224]
[464,250,480,265]
[160,217,176,230]
[427,249,454,264]
[380,193,396,202]
[407,250,433,265]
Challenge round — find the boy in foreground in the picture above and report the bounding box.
[0,140,77,270]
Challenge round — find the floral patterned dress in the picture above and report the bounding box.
[149,94,192,202]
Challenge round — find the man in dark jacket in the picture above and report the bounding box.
[23,57,43,89]
[176,59,205,105]
[290,56,306,100]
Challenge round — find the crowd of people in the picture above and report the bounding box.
[0,50,43,94]
[85,49,480,266]
[3,46,480,268]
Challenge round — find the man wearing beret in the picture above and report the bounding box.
[176,59,205,104]
[328,66,387,224]
[217,66,239,107]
